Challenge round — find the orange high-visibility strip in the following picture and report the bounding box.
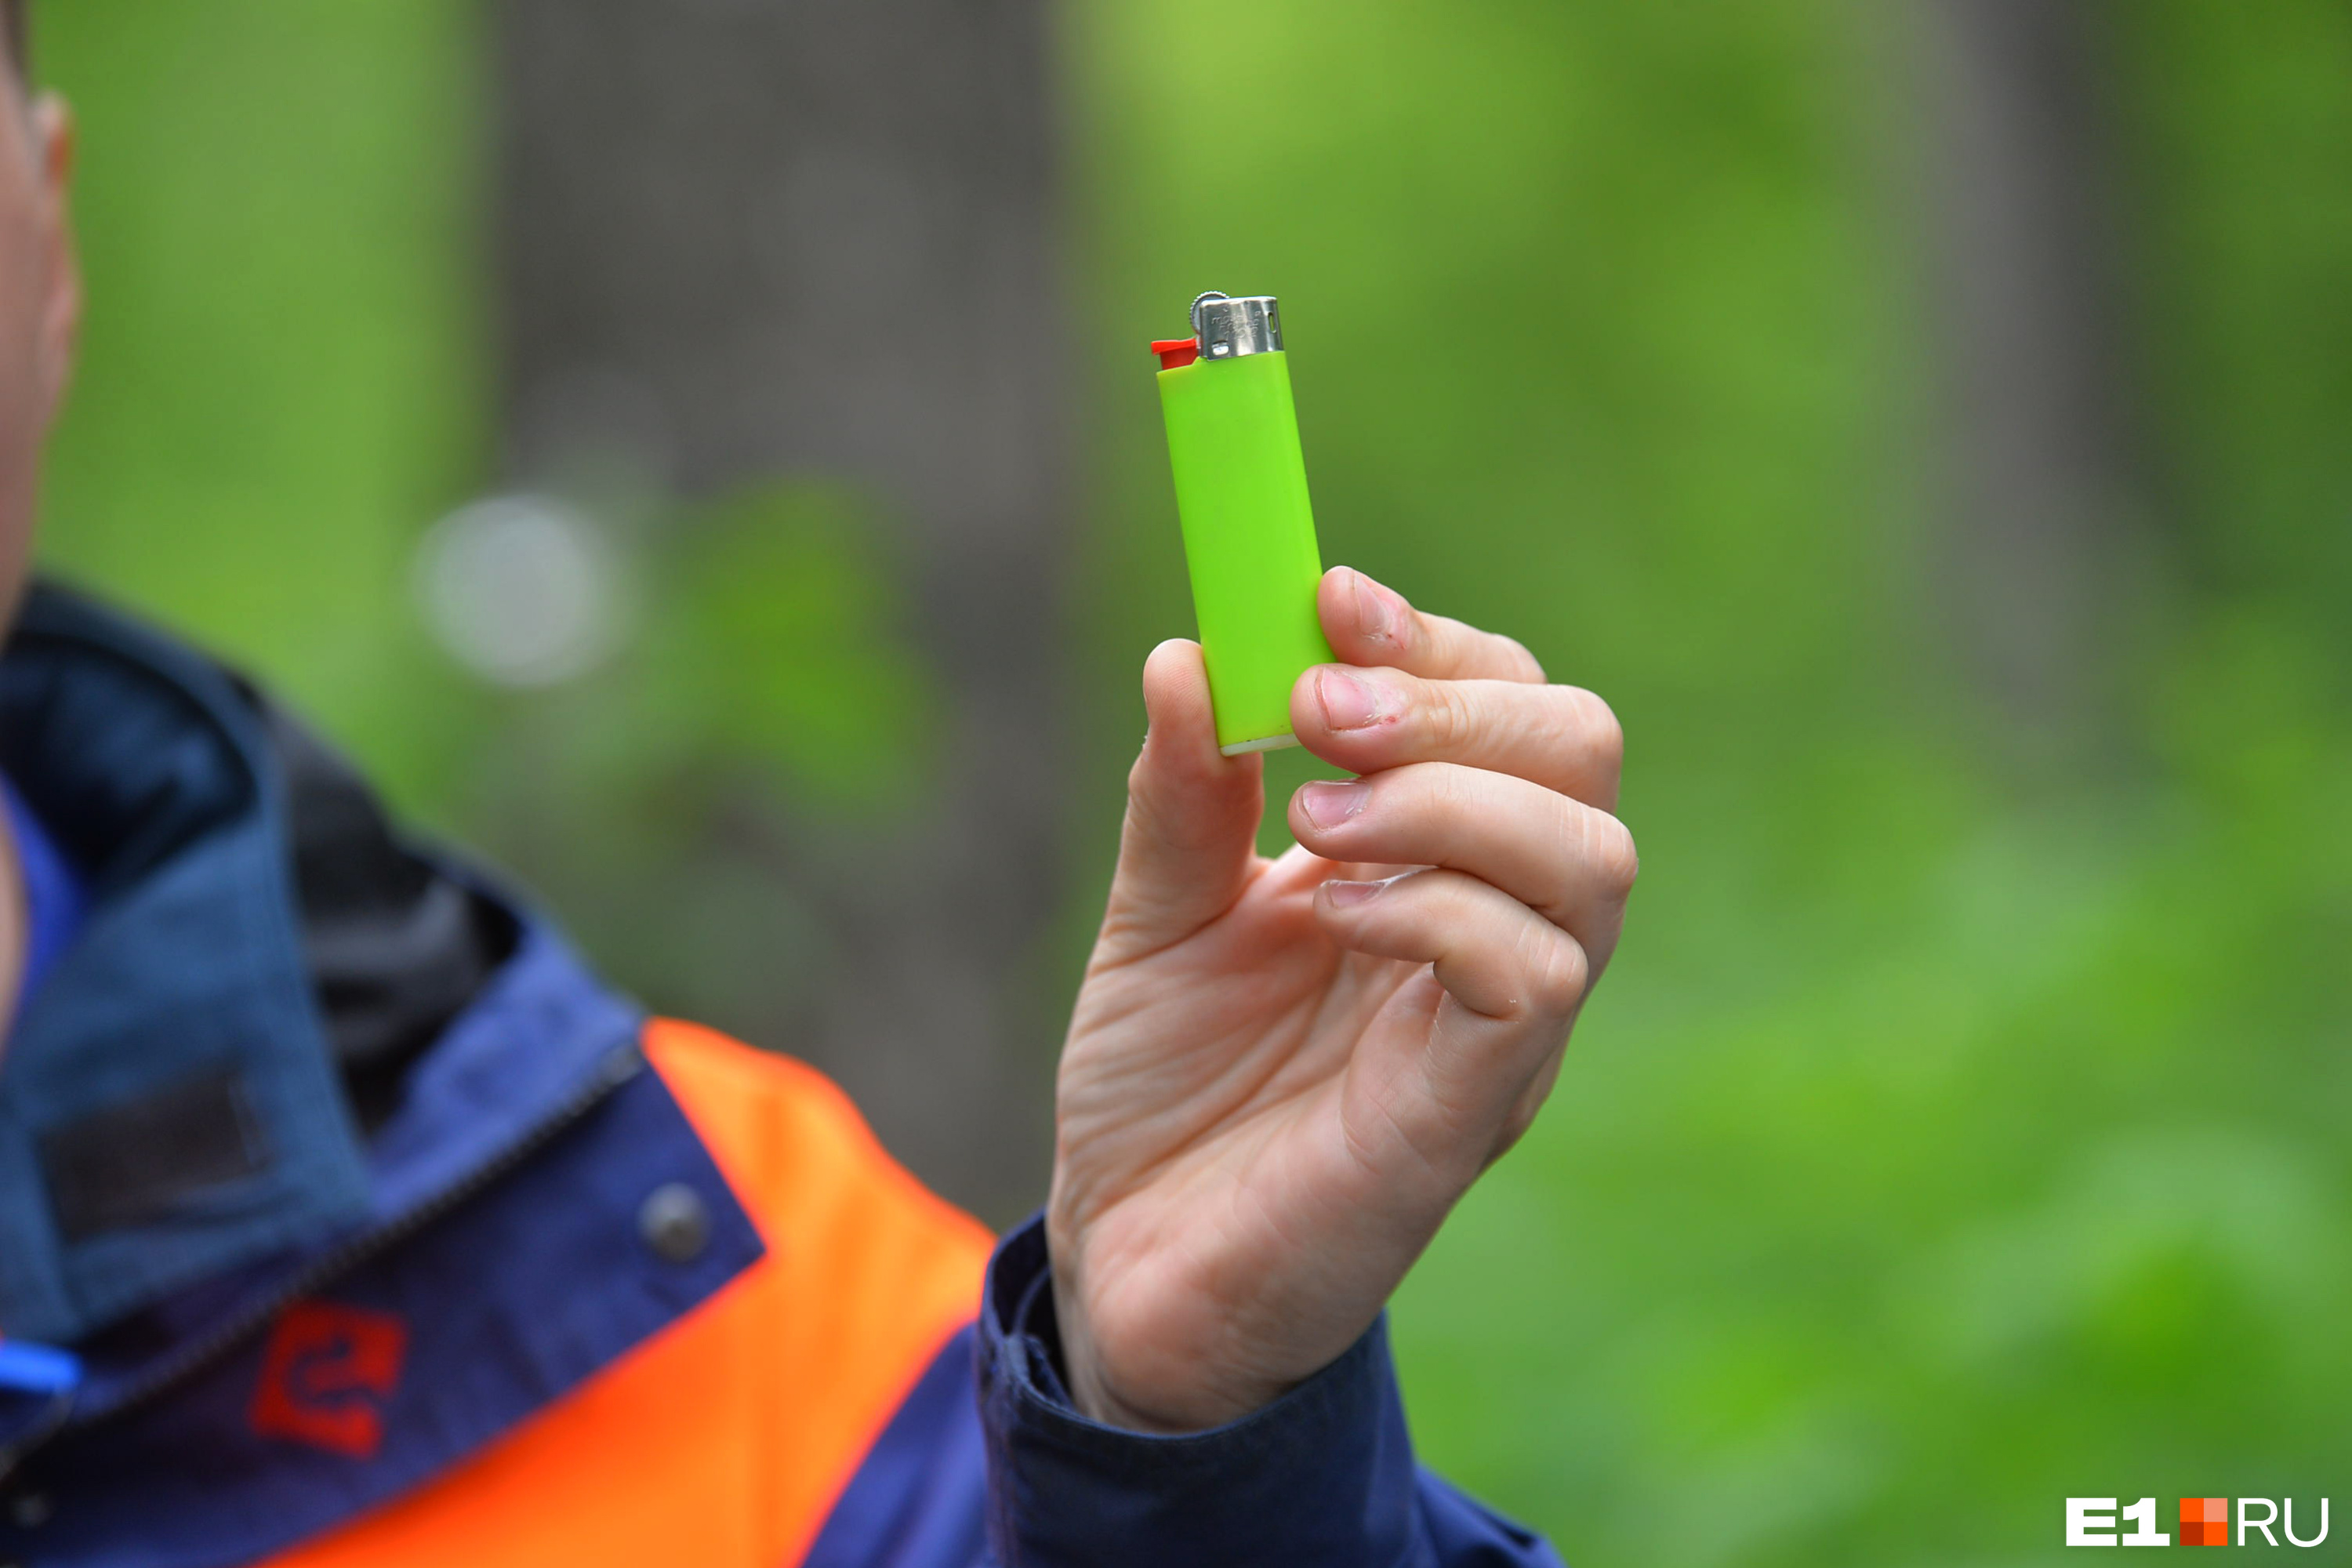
[263,1018,994,1568]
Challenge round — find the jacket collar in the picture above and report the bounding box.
[0,585,382,1344]
[0,583,621,1348]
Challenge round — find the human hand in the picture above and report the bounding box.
[1047,566,1635,1432]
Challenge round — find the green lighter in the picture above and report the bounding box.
[1152,291,1336,755]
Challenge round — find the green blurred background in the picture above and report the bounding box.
[29,1,2352,1561]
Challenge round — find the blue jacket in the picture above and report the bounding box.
[0,585,1561,1566]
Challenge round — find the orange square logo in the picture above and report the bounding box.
[2180,1497,2229,1546]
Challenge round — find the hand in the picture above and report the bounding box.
[1047,566,1635,1432]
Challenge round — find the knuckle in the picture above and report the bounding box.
[1585,811,1640,898]
[1425,760,1483,822]
[1525,930,1589,1016]
[1573,688,1626,772]
[1123,760,1166,839]
[1420,680,1473,753]
[1389,760,1440,814]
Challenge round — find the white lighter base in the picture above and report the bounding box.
[1221,732,1301,757]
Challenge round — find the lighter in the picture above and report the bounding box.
[1152,291,1336,755]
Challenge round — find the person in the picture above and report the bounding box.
[0,7,1635,1565]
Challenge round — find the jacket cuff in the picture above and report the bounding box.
[976,1214,1421,1567]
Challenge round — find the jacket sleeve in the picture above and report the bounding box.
[804,1216,1563,1568]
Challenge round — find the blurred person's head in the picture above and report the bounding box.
[0,0,77,625]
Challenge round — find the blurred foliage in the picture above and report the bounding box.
[36,0,492,815]
[27,0,2352,1563]
[450,480,939,1031]
[635,483,939,811]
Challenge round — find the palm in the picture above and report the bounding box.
[1053,827,1508,1429]
[1062,841,1422,1230]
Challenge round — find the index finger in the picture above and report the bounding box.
[1319,566,1547,684]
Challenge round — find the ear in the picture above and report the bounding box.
[28,91,77,426]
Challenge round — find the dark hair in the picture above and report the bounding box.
[2,1,23,79]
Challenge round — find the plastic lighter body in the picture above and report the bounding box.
[1153,292,1335,755]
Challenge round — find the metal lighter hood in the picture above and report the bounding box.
[1190,292,1283,360]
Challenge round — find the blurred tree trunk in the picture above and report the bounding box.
[491,0,1068,1221]
[1903,0,2154,765]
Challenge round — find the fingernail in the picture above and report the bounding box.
[1323,877,1386,908]
[1315,666,1392,731]
[1351,569,1406,647]
[1298,779,1370,829]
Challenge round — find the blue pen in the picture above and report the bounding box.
[0,1339,80,1397]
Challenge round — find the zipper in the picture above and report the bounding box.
[3,1037,644,1475]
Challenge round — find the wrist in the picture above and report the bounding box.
[1056,1324,1198,1434]
[1054,1299,1294,1434]
[979,1226,1443,1568]
[1044,1213,1294,1434]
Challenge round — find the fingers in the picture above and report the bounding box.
[1316,868,1588,1025]
[1318,566,1547,684]
[1290,662,1624,811]
[1097,639,1265,958]
[1287,763,1637,969]
[1318,869,1588,1185]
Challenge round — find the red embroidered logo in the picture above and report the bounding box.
[247,1300,408,1459]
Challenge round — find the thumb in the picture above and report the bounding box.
[1096,639,1265,959]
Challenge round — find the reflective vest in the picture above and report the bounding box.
[263,1018,993,1567]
